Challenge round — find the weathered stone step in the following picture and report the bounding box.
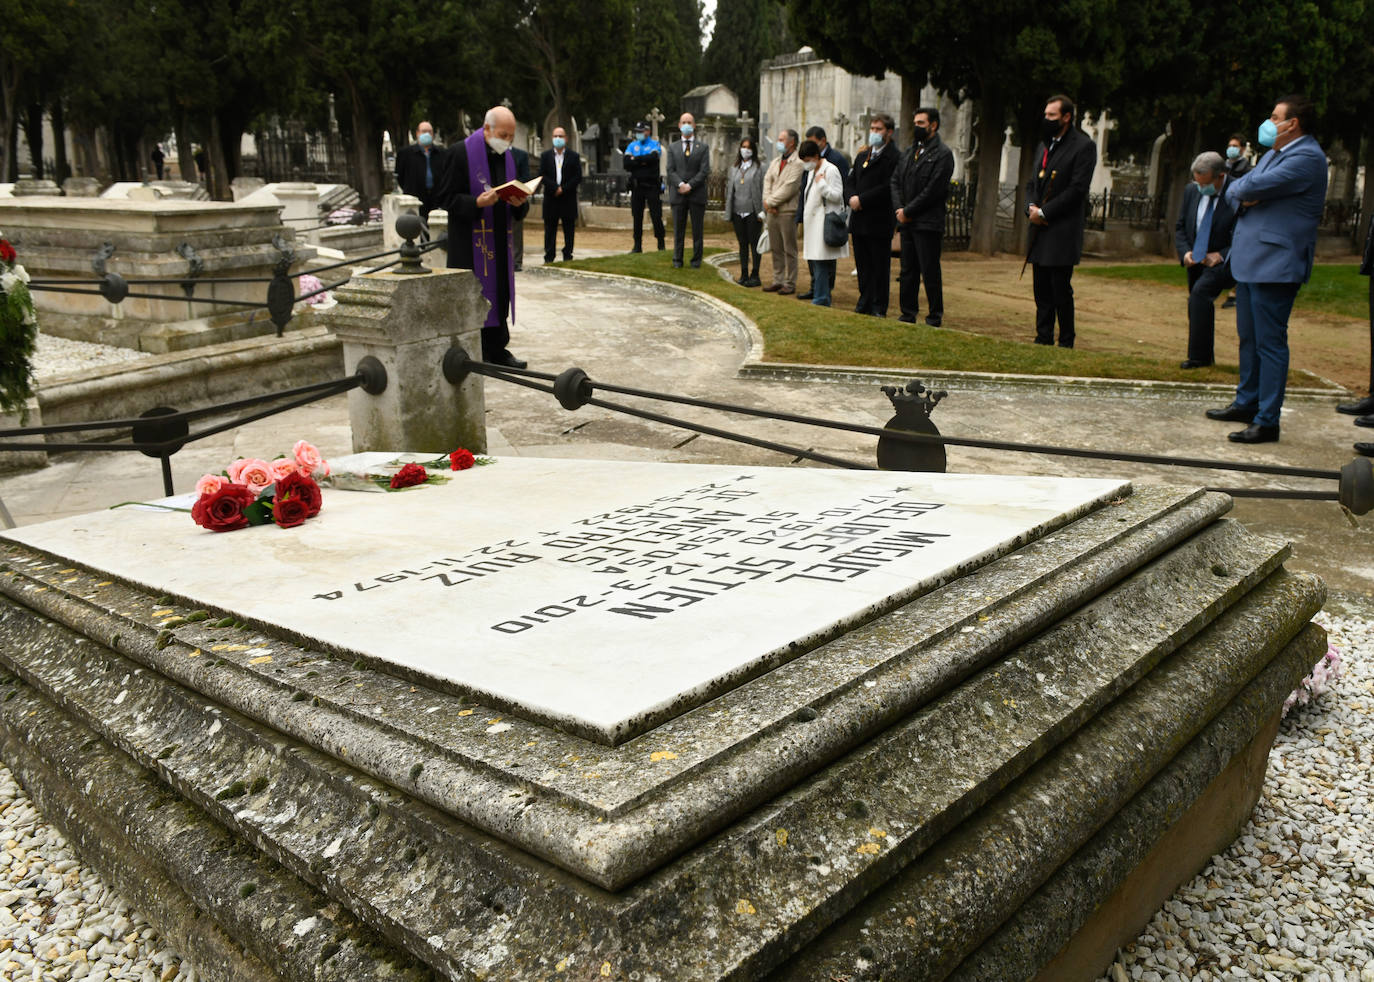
[2,486,1230,889]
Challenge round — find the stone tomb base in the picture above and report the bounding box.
[0,458,1325,981]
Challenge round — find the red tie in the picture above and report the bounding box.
[1041,147,1048,169]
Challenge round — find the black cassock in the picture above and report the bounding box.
[435,140,530,361]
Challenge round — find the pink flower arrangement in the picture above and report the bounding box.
[1283,643,1343,716]
[191,441,331,533]
[297,273,330,306]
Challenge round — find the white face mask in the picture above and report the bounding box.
[740,148,753,160]
[803,161,817,172]
[486,133,512,154]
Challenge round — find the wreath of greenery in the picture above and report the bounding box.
[0,232,38,417]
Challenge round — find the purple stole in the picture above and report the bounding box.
[464,129,517,327]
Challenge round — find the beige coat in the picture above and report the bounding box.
[762,154,805,213]
[801,159,848,261]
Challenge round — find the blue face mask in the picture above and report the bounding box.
[1198,182,1217,197]
[552,136,566,149]
[775,139,786,154]
[1257,119,1279,148]
[635,132,647,143]
[868,131,883,147]
[680,123,694,136]
[1226,145,1240,159]
[417,132,433,148]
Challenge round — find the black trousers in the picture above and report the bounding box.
[544,205,575,261]
[853,233,893,315]
[731,214,762,278]
[1032,264,1075,347]
[899,228,943,321]
[672,201,706,264]
[481,322,510,361]
[1185,262,1236,364]
[632,186,665,247]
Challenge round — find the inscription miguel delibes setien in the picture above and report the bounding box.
[310,478,950,635]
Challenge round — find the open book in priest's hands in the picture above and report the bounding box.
[490,175,541,203]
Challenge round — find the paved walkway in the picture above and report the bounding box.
[3,265,1372,598]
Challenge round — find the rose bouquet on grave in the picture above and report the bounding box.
[190,441,330,532]
[324,447,494,493]
[0,229,39,417]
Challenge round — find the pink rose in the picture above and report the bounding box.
[293,440,329,477]
[195,473,225,496]
[270,457,299,481]
[227,458,274,494]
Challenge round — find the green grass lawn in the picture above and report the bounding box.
[559,251,1255,384]
[1081,263,1369,320]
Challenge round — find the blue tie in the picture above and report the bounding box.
[424,151,433,190]
[1193,196,1215,262]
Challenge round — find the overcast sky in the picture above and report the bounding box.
[702,0,717,44]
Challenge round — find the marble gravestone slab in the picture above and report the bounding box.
[2,457,1127,744]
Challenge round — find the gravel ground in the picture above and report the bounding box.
[31,334,147,381]
[0,611,1369,981]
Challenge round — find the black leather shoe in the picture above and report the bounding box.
[1356,442,1374,457]
[925,316,942,327]
[1356,414,1374,428]
[1180,359,1213,369]
[797,292,814,301]
[630,246,642,253]
[1205,403,1257,423]
[1221,296,1237,309]
[672,261,683,268]
[897,315,916,324]
[657,239,666,250]
[689,259,701,268]
[490,353,527,370]
[1228,423,1279,443]
[1338,395,1374,415]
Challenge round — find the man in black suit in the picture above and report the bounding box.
[891,107,955,326]
[796,125,850,299]
[539,126,581,263]
[394,121,445,219]
[667,112,711,267]
[1173,151,1238,369]
[1025,94,1097,348]
[511,145,530,270]
[1343,213,1374,435]
[846,113,899,316]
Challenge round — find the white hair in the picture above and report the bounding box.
[485,108,499,128]
[1191,151,1226,177]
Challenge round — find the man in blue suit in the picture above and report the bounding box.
[1174,151,1238,368]
[1205,94,1327,443]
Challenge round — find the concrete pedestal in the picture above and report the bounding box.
[382,192,422,250]
[323,268,486,455]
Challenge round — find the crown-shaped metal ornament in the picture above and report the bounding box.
[876,380,948,472]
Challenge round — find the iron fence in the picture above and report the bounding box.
[580,173,633,207]
[944,182,975,251]
[1319,198,1363,237]
[1086,190,1166,231]
[245,128,355,187]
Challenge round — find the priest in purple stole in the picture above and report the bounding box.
[435,106,531,368]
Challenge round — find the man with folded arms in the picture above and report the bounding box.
[1205,94,1327,444]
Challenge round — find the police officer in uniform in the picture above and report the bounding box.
[624,121,666,252]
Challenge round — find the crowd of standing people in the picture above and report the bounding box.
[391,96,1373,458]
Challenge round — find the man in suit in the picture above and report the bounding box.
[847,113,899,316]
[1351,215,1374,455]
[1025,95,1097,348]
[394,121,445,219]
[1206,94,1327,444]
[762,128,805,293]
[539,126,581,263]
[891,107,955,325]
[667,112,710,268]
[1173,151,1238,368]
[796,126,850,300]
[511,145,530,270]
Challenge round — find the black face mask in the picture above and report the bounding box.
[913,125,930,144]
[1041,117,1063,143]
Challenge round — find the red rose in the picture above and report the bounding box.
[276,471,323,517]
[273,494,311,528]
[449,448,476,471]
[390,462,429,489]
[191,483,257,532]
[0,239,15,264]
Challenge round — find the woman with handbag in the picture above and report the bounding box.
[725,137,765,286]
[798,139,848,307]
